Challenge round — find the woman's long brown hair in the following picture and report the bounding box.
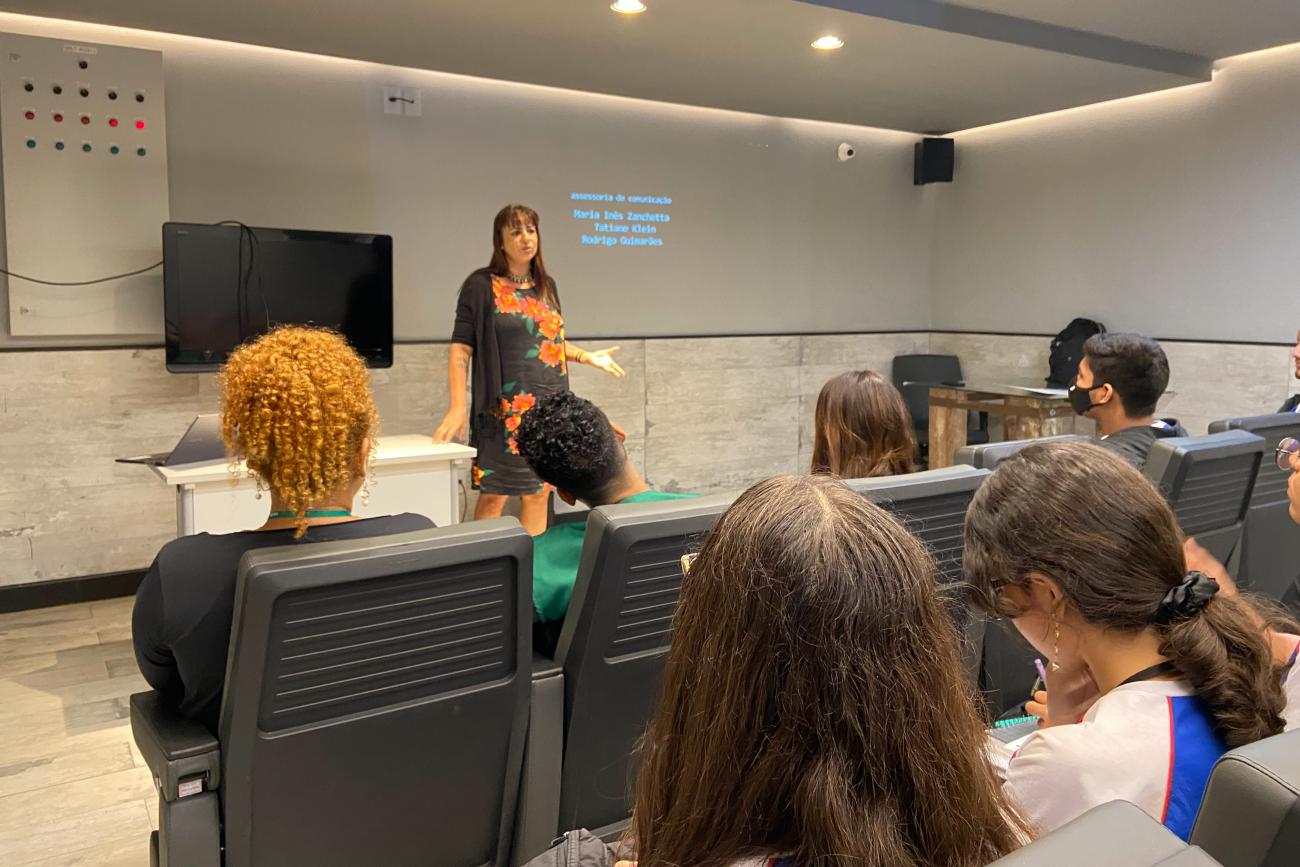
[628,475,1029,867]
[487,204,558,309]
[964,441,1287,748]
[811,370,916,478]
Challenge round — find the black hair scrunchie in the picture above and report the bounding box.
[1153,571,1220,625]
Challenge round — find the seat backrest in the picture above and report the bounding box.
[956,434,1091,469]
[1143,430,1265,564]
[219,518,532,867]
[1208,414,1300,600]
[892,353,964,428]
[844,465,990,683]
[1191,727,1300,867]
[554,494,734,835]
[988,800,1219,866]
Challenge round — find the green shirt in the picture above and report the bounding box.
[532,490,698,623]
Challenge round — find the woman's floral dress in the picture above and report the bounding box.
[470,275,569,494]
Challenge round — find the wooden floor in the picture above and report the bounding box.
[0,596,156,866]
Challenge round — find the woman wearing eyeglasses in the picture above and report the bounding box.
[966,441,1290,839]
[1183,435,1300,729]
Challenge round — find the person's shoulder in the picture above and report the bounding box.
[373,512,437,532]
[460,268,494,293]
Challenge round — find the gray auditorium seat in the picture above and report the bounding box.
[1191,727,1300,867]
[130,519,532,867]
[844,465,991,685]
[1209,414,1300,605]
[1143,430,1265,564]
[956,433,1091,469]
[531,494,734,845]
[988,801,1222,866]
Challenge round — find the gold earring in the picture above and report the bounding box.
[1051,620,1061,672]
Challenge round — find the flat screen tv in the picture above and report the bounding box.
[163,222,393,372]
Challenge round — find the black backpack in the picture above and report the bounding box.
[1047,318,1106,387]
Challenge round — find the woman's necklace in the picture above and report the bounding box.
[508,271,532,284]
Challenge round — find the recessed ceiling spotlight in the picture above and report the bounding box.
[811,35,844,51]
[611,0,646,13]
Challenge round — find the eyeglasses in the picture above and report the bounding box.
[1277,437,1300,472]
[680,552,698,575]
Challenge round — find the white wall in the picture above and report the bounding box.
[932,42,1300,343]
[0,14,933,347]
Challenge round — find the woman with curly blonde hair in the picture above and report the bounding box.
[133,326,433,733]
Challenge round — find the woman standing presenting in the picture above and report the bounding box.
[433,204,624,535]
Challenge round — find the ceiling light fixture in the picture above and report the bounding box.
[812,35,844,51]
[610,0,646,14]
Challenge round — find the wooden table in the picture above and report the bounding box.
[927,384,1075,469]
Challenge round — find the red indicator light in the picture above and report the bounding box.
[80,115,90,125]
[108,117,118,127]
[134,120,145,130]
[23,110,34,120]
[53,112,63,123]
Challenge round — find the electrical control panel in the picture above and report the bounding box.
[1,32,169,336]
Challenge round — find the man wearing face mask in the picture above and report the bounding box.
[1067,332,1187,469]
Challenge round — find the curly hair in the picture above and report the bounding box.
[219,326,378,538]
[514,391,624,503]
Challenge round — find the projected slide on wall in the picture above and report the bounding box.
[569,191,672,249]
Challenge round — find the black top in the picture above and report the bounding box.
[1098,418,1188,469]
[132,513,434,734]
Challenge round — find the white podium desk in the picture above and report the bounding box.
[151,436,476,537]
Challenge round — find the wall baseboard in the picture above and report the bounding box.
[0,570,144,614]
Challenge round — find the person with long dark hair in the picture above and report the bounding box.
[626,474,1029,867]
[964,441,1289,839]
[433,204,624,534]
[810,369,916,478]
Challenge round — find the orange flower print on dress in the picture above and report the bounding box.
[538,310,563,340]
[505,414,521,433]
[539,340,565,368]
[507,436,520,455]
[524,296,547,323]
[511,393,536,414]
[495,292,523,315]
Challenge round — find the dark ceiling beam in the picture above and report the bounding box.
[796,0,1212,80]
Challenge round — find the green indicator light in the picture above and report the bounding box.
[54,141,65,151]
[82,143,91,153]
[110,145,119,155]
[25,138,35,149]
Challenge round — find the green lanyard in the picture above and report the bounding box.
[268,509,352,519]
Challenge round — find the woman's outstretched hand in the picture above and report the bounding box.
[585,346,626,378]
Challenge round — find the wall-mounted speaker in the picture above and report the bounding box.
[914,137,954,185]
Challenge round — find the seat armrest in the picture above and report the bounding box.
[130,691,222,802]
[531,652,562,681]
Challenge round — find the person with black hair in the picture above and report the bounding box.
[514,392,695,650]
[1067,332,1186,468]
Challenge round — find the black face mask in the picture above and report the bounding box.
[1068,381,1107,416]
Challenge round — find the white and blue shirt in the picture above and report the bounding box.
[1003,680,1225,841]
